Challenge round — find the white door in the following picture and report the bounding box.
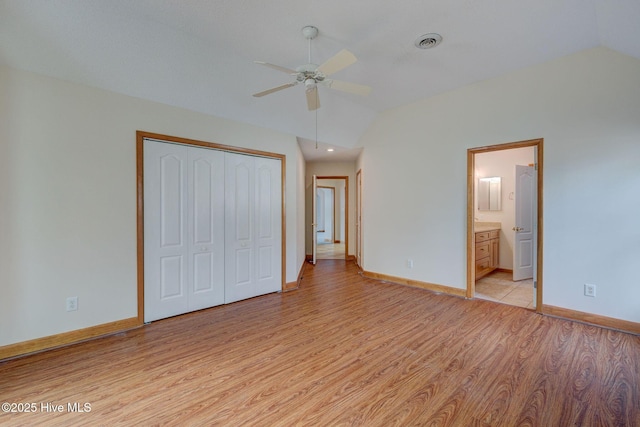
[144,140,225,322]
[225,153,281,303]
[312,175,318,265]
[188,147,226,311]
[356,170,362,268]
[513,165,535,281]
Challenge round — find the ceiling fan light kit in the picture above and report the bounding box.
[252,25,371,111]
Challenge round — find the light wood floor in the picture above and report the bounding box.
[316,242,346,259]
[476,270,534,309]
[1,260,639,426]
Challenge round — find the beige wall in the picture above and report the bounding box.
[358,47,640,323]
[0,65,305,346]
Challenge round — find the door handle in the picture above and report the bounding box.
[512,227,523,232]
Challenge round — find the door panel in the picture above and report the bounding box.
[145,141,189,321]
[254,157,281,291]
[160,155,184,248]
[186,147,225,311]
[356,170,362,267]
[145,140,225,321]
[258,246,272,279]
[234,163,252,241]
[312,175,317,265]
[225,153,254,303]
[235,248,252,285]
[513,165,535,281]
[160,255,185,299]
[192,158,212,244]
[257,166,273,238]
[193,252,213,292]
[225,154,281,303]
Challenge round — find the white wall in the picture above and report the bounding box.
[475,147,535,270]
[0,65,304,346]
[359,47,640,323]
[316,187,334,242]
[305,162,356,256]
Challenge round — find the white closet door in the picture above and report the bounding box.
[225,153,281,303]
[187,147,225,311]
[144,141,189,322]
[144,140,225,322]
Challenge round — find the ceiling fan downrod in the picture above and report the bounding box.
[302,25,318,64]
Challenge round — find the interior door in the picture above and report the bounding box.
[312,174,317,265]
[513,165,535,281]
[225,153,281,303]
[144,141,189,322]
[144,140,225,322]
[187,147,225,311]
[356,170,362,267]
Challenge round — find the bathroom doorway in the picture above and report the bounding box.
[467,139,543,311]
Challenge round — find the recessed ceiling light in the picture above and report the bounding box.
[327,148,334,152]
[415,33,442,49]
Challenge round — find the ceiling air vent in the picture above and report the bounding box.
[415,33,442,49]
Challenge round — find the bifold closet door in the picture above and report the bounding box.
[225,153,282,303]
[144,140,225,322]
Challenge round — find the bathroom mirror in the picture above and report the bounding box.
[478,177,501,211]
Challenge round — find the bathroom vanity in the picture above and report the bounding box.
[475,223,500,280]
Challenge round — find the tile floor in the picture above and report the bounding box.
[475,270,534,309]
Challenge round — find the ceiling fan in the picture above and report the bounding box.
[252,26,371,111]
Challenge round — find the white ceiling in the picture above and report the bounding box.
[2,1,639,162]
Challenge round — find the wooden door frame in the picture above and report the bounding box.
[136,131,286,325]
[315,176,349,260]
[466,138,543,312]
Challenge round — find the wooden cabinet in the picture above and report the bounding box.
[475,229,499,279]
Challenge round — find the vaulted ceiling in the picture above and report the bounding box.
[2,1,639,160]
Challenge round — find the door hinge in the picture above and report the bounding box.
[533,280,537,289]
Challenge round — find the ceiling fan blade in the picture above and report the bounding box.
[306,86,320,111]
[317,49,357,76]
[254,61,297,75]
[252,82,297,98]
[325,79,372,96]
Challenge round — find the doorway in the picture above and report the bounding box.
[467,139,543,311]
[313,176,348,261]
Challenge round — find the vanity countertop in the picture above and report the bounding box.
[474,222,501,233]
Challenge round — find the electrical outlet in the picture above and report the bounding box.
[584,284,596,297]
[407,259,414,269]
[66,296,78,311]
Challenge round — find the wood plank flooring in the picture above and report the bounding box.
[316,242,346,259]
[1,260,639,426]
